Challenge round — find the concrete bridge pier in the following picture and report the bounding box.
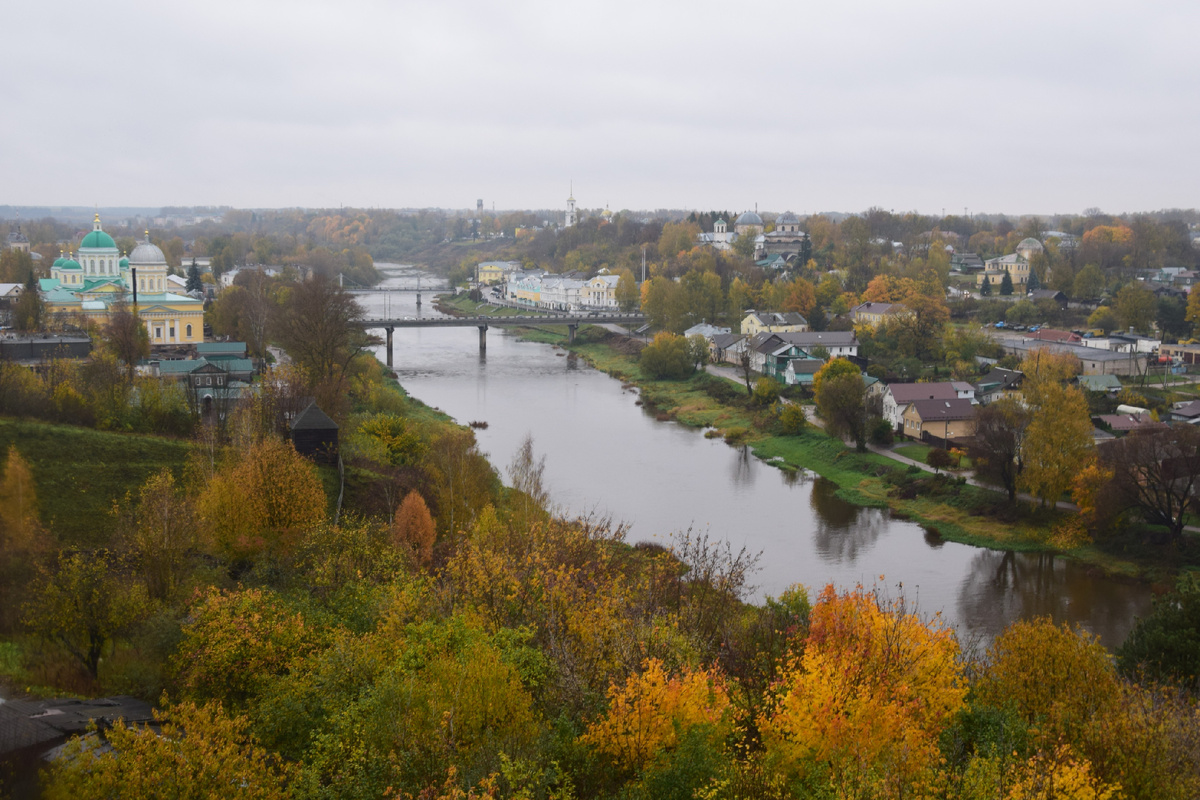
[568,323,578,343]
[385,326,394,367]
[478,324,488,353]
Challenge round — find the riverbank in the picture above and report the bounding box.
[487,320,1188,583]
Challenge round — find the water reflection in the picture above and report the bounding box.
[955,550,1148,649]
[808,479,887,564]
[730,445,756,487]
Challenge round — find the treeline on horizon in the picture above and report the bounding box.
[3,205,1198,280]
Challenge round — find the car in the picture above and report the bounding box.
[994,321,1006,328]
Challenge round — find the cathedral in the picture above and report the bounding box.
[40,214,205,345]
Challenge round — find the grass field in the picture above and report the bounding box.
[0,418,197,545]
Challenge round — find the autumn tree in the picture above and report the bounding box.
[507,433,550,526]
[615,267,639,312]
[115,468,199,602]
[1099,422,1200,539]
[0,446,47,630]
[1113,283,1156,333]
[102,300,150,382]
[391,491,436,566]
[761,585,967,797]
[426,429,499,537]
[657,221,700,260]
[24,549,150,680]
[1186,286,1200,338]
[640,332,694,379]
[782,277,816,318]
[1020,380,1094,507]
[196,436,327,562]
[581,658,730,773]
[969,398,1031,502]
[976,618,1119,746]
[1087,305,1118,333]
[43,700,295,800]
[1072,264,1106,300]
[173,587,315,708]
[814,358,868,451]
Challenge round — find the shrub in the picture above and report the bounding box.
[777,403,808,435]
[869,416,894,446]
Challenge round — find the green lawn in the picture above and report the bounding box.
[0,418,196,546]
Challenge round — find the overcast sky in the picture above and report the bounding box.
[3,0,1197,217]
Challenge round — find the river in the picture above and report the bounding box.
[357,265,1152,649]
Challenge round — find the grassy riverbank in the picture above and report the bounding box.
[504,323,1191,581]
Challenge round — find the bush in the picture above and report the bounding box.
[752,378,782,407]
[926,448,955,472]
[869,416,894,446]
[640,333,694,380]
[777,403,808,435]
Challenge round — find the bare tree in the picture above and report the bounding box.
[968,398,1031,502]
[102,300,150,382]
[1100,423,1200,539]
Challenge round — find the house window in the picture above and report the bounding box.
[155,327,162,339]
[206,377,212,386]
[217,377,224,386]
[169,327,175,339]
[186,324,192,338]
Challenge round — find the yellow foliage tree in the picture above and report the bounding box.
[0,444,43,556]
[43,700,295,800]
[582,658,730,773]
[1019,381,1094,507]
[196,436,326,561]
[760,585,966,799]
[976,618,1119,745]
[1004,745,1122,800]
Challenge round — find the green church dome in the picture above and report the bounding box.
[53,255,66,268]
[61,257,81,271]
[120,256,130,268]
[80,229,117,249]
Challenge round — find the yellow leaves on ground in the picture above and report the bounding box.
[761,584,966,798]
[582,657,730,773]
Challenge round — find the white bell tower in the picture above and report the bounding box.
[565,182,577,228]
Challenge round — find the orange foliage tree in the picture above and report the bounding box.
[392,491,436,567]
[760,584,967,798]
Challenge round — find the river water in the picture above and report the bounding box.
[358,265,1152,649]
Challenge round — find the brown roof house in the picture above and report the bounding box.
[289,402,339,464]
[902,398,977,444]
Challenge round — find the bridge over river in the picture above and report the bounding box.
[355,312,647,366]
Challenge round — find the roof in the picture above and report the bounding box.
[852,302,904,315]
[197,341,248,356]
[747,311,807,326]
[886,382,958,403]
[786,358,824,374]
[156,358,209,375]
[776,211,800,225]
[1172,400,1200,418]
[291,402,339,431]
[79,230,117,250]
[1077,374,1123,392]
[1096,413,1151,432]
[775,331,857,348]
[975,368,1023,392]
[711,333,746,349]
[735,211,763,226]
[1028,289,1067,301]
[128,236,167,265]
[906,398,977,422]
[1026,329,1079,343]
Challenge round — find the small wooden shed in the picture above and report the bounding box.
[290,402,339,464]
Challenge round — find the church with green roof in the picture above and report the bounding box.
[42,214,205,345]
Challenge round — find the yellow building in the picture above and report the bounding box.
[850,302,913,328]
[41,216,204,345]
[741,311,809,336]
